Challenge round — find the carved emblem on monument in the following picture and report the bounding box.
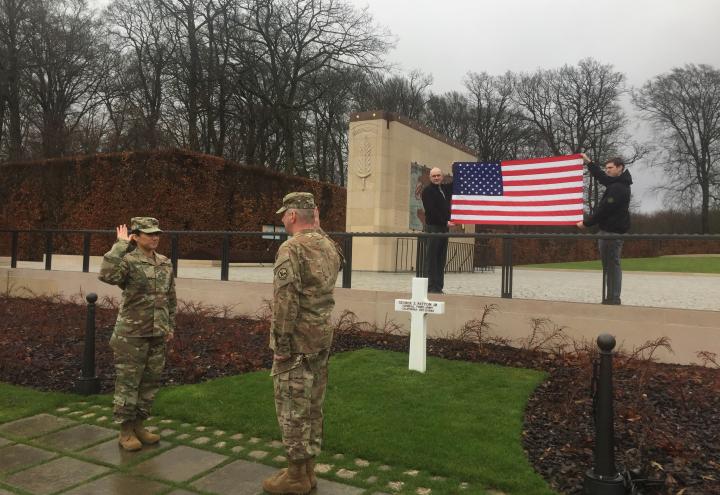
[355,137,373,190]
[351,123,376,191]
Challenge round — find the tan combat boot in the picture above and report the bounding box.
[262,460,311,494]
[266,458,317,488]
[134,419,160,445]
[306,458,317,489]
[118,421,142,451]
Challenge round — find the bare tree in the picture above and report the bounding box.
[0,0,32,159]
[72,106,109,154]
[24,0,108,157]
[304,67,355,183]
[464,71,532,161]
[199,0,228,155]
[513,58,628,157]
[634,64,720,233]
[353,69,431,121]
[155,0,218,151]
[423,90,472,145]
[104,0,176,149]
[0,0,392,174]
[514,58,634,211]
[231,0,391,175]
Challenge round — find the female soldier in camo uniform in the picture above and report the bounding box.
[99,217,176,451]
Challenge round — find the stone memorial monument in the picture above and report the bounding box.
[346,111,476,272]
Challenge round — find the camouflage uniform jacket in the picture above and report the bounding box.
[270,228,342,356]
[99,239,176,338]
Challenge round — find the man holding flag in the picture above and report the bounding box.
[421,167,454,294]
[449,152,631,304]
[576,153,632,305]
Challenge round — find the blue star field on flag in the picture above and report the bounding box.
[452,162,503,196]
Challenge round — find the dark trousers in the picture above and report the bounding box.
[598,230,623,303]
[423,224,448,293]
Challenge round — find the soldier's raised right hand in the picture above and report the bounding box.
[116,224,130,242]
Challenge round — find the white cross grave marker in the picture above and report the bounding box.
[394,277,445,373]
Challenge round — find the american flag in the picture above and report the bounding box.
[450,154,584,225]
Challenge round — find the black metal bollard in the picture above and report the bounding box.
[501,237,513,298]
[220,234,230,281]
[601,238,611,304]
[584,334,626,494]
[342,236,353,288]
[76,293,101,395]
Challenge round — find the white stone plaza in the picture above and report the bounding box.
[4,254,718,312]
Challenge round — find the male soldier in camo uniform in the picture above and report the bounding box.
[262,192,342,495]
[99,217,176,451]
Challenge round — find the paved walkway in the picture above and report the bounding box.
[0,404,480,495]
[8,256,720,311]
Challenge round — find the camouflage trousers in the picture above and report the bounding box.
[272,349,330,461]
[109,333,166,424]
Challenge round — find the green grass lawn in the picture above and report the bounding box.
[521,255,720,273]
[0,349,553,494]
[0,382,87,423]
[154,349,553,494]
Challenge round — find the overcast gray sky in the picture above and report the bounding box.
[347,0,720,211]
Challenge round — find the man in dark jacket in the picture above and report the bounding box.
[421,167,454,293]
[576,153,632,305]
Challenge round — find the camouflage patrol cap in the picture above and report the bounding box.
[276,192,316,214]
[130,217,162,234]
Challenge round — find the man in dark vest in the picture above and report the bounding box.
[421,167,454,294]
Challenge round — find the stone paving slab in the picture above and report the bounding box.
[133,445,227,482]
[0,436,11,447]
[0,413,440,495]
[191,459,366,495]
[35,423,116,451]
[80,438,169,466]
[191,459,277,495]
[0,414,75,439]
[316,478,366,495]
[0,489,16,495]
[62,473,169,495]
[4,456,110,495]
[0,444,55,475]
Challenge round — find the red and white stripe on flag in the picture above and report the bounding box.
[450,154,585,225]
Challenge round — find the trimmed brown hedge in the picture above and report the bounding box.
[0,149,346,262]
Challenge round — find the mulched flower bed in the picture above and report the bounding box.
[0,295,718,494]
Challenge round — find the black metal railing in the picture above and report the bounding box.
[2,229,719,300]
[395,237,475,273]
[475,240,495,272]
[395,237,416,272]
[446,239,474,272]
